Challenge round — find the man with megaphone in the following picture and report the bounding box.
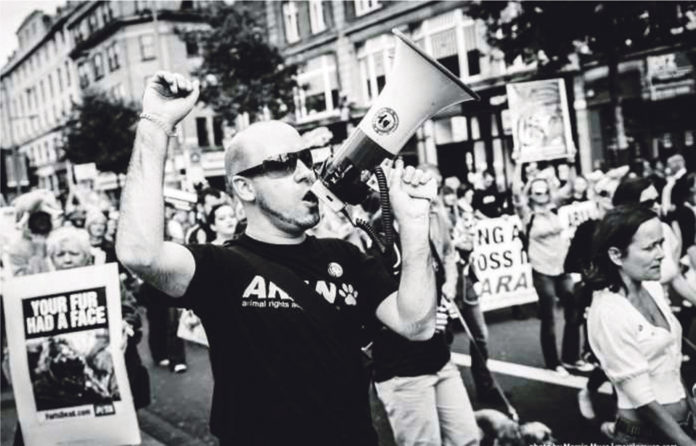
[116,71,440,445]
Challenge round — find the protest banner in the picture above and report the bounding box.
[558,200,598,240]
[3,263,140,446]
[472,216,537,312]
[177,310,209,346]
[506,78,576,163]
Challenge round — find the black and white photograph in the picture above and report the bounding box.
[1,1,695,445]
[26,329,120,412]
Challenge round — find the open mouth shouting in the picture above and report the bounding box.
[302,190,319,207]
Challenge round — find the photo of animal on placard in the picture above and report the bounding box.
[26,329,120,411]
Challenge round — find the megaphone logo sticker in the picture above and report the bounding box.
[372,108,399,135]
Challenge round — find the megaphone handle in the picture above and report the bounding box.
[374,167,394,248]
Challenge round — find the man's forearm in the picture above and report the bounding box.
[396,220,437,340]
[116,121,169,269]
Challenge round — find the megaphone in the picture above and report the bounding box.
[311,28,480,213]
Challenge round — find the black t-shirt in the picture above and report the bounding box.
[179,235,396,445]
[371,241,450,383]
[372,322,451,383]
[472,187,504,218]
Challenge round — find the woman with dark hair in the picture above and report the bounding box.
[207,203,239,245]
[612,177,696,304]
[587,205,695,445]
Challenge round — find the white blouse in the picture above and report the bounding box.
[588,281,685,409]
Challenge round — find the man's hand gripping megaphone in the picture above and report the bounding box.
[383,159,438,227]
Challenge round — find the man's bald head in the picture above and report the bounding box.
[224,121,304,178]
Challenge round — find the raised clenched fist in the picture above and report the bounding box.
[142,71,200,129]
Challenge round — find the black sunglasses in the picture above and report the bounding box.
[236,148,315,178]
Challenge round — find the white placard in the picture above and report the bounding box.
[3,264,140,446]
[557,201,598,240]
[506,78,576,162]
[472,216,538,312]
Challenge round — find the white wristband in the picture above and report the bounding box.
[140,113,177,137]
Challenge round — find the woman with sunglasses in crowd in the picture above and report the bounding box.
[511,156,588,375]
[587,205,695,445]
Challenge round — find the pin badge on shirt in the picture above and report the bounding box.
[328,262,344,278]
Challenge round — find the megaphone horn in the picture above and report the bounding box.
[312,28,481,213]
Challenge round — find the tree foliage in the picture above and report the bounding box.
[467,1,696,72]
[62,91,139,174]
[178,2,298,123]
[467,1,696,159]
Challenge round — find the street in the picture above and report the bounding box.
[6,302,693,445]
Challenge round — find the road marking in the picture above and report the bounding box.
[451,353,613,395]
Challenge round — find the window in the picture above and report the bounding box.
[354,0,381,16]
[101,4,114,23]
[185,39,199,57]
[48,74,54,98]
[88,14,99,34]
[196,117,210,147]
[282,2,300,44]
[309,0,326,34]
[78,61,90,88]
[461,18,482,77]
[65,61,71,86]
[357,34,395,104]
[135,1,151,13]
[411,10,490,80]
[467,49,481,76]
[93,53,105,79]
[213,117,224,146]
[72,27,84,44]
[294,54,339,121]
[106,42,120,71]
[39,80,46,102]
[139,34,156,60]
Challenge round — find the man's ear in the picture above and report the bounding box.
[231,176,255,202]
[607,246,623,267]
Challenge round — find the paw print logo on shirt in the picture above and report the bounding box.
[339,284,358,306]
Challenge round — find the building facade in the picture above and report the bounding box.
[267,0,696,186]
[0,0,236,200]
[0,7,81,195]
[267,0,551,189]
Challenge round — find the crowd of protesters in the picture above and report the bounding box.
[1,125,695,445]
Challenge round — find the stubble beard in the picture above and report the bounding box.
[257,194,320,234]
